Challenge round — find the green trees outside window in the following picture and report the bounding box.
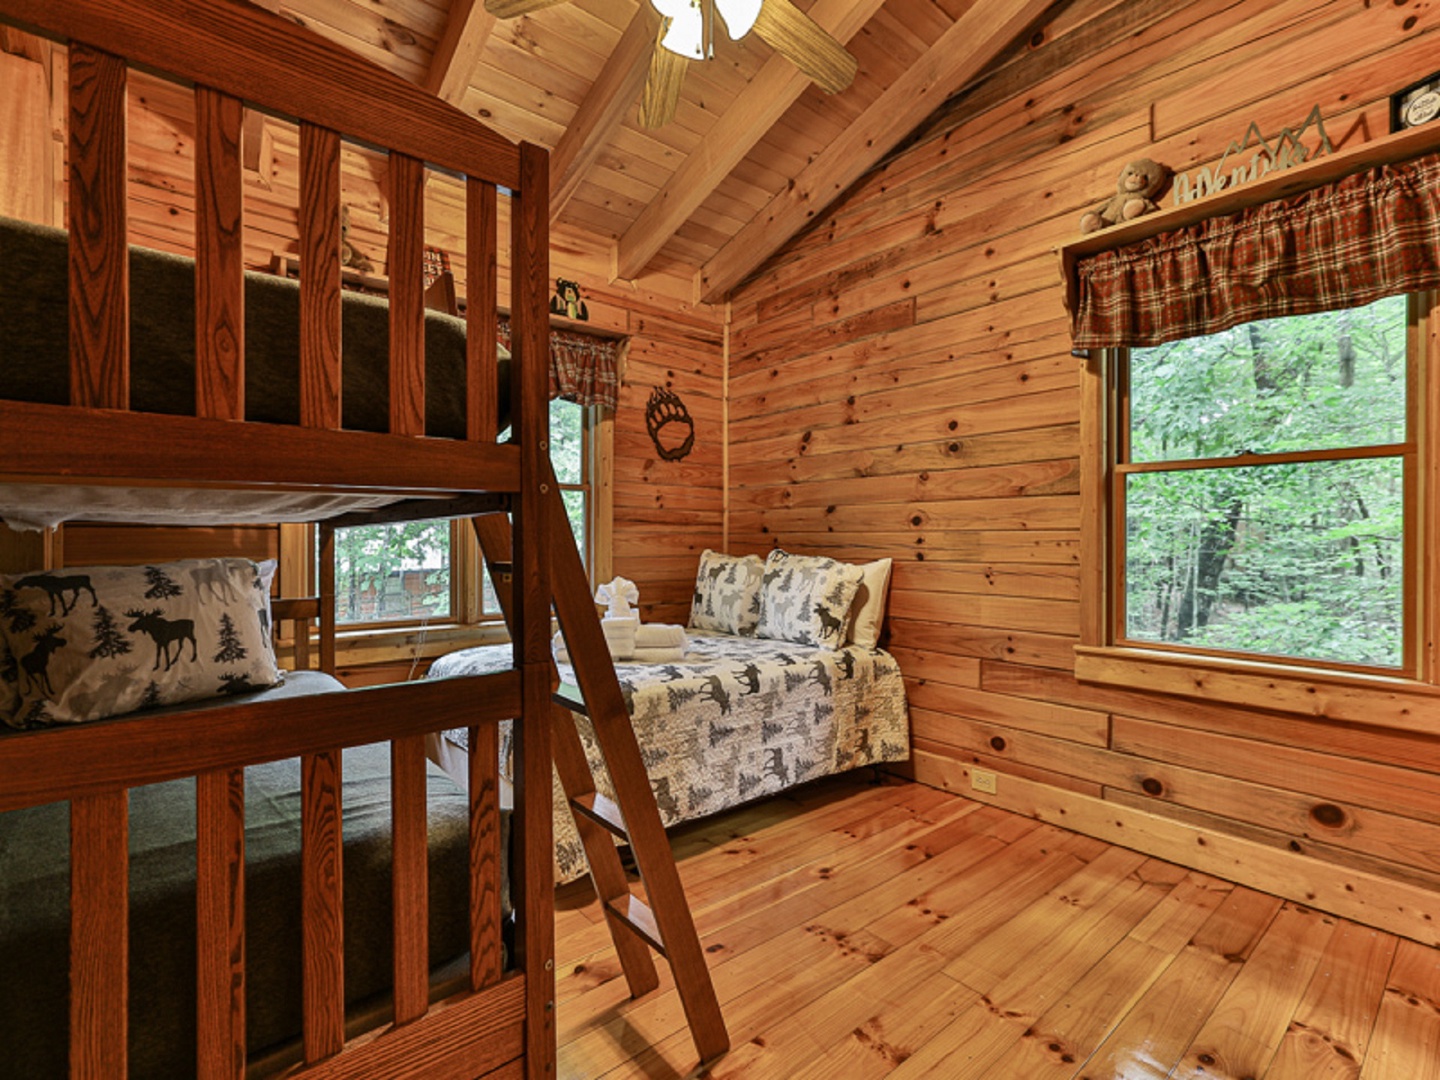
[1119,295,1410,668]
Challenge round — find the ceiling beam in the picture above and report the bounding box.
[550,4,658,223]
[424,0,497,105]
[612,0,884,281]
[696,0,1055,302]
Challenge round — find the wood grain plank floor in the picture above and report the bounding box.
[554,775,1440,1080]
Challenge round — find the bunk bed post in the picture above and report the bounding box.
[65,36,134,1078]
[467,178,500,443]
[193,83,249,1080]
[193,86,245,421]
[388,152,426,438]
[298,122,343,432]
[509,139,557,1080]
[386,151,432,1029]
[297,116,345,1061]
[66,41,128,409]
[70,791,129,1079]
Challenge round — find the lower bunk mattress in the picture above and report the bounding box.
[428,631,909,884]
[0,672,502,1079]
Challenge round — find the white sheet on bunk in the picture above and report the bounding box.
[0,484,405,530]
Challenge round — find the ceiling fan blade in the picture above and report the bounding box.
[638,33,687,129]
[752,0,857,95]
[484,0,570,18]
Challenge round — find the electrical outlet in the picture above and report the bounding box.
[971,768,998,795]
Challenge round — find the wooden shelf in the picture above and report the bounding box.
[267,252,627,341]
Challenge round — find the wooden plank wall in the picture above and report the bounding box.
[726,0,1440,931]
[0,43,723,627]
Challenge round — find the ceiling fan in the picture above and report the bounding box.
[482,0,859,128]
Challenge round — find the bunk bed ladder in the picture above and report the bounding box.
[472,490,730,1067]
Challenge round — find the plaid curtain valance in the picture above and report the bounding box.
[1071,151,1440,350]
[498,320,625,411]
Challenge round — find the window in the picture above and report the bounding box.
[334,518,452,623]
[1105,295,1420,674]
[333,397,599,627]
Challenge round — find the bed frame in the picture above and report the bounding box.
[0,1,556,1077]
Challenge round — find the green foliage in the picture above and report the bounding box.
[334,519,451,623]
[1123,296,1407,668]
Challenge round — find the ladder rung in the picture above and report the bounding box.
[606,894,667,957]
[570,791,629,840]
[553,681,587,715]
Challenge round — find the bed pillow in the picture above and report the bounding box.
[754,549,865,650]
[0,557,281,728]
[687,550,765,636]
[846,557,893,650]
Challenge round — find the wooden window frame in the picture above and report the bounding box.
[1076,294,1440,733]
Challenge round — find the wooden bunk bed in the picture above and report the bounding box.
[0,0,557,1076]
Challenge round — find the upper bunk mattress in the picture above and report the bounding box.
[0,215,511,528]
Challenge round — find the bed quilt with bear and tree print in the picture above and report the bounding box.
[428,631,909,884]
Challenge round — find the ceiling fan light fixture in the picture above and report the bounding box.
[654,0,709,58]
[715,0,761,39]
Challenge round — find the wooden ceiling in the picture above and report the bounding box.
[253,0,1056,304]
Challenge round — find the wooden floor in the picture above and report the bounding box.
[554,775,1440,1080]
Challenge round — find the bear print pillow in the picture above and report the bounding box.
[0,557,281,728]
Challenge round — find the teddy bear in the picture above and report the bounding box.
[338,205,374,273]
[550,278,589,321]
[1079,158,1171,234]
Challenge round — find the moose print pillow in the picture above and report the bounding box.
[0,557,281,728]
[754,549,864,650]
[688,550,765,636]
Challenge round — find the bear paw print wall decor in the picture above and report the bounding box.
[646,386,695,462]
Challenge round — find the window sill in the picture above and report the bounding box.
[276,622,510,670]
[1073,645,1440,735]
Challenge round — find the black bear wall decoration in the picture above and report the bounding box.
[645,386,695,461]
[550,277,589,321]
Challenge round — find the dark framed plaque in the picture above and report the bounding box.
[1391,72,1440,132]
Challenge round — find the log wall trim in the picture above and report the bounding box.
[906,749,1440,948]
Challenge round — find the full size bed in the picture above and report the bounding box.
[0,1,557,1077]
[427,547,910,885]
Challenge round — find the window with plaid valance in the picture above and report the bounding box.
[1070,151,1440,350]
[497,319,626,411]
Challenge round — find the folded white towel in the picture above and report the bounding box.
[595,577,639,618]
[601,614,638,659]
[634,623,686,649]
[620,646,688,664]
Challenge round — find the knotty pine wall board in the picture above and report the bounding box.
[730,351,1079,443]
[730,313,1071,408]
[728,0,1440,931]
[725,424,1081,488]
[886,646,982,688]
[890,559,1079,601]
[906,681,1108,745]
[886,616,1077,672]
